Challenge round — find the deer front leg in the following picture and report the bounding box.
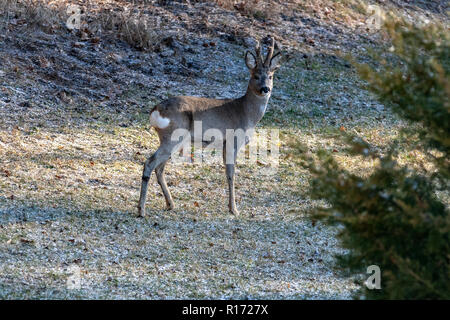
[223,142,239,215]
[225,163,239,215]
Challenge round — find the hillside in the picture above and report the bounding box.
[0,0,448,299]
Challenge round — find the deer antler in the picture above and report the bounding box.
[264,37,275,67]
[255,40,264,66]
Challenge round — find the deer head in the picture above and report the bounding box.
[244,36,283,97]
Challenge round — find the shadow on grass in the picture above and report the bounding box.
[0,201,357,299]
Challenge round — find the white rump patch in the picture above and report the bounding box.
[150,110,170,129]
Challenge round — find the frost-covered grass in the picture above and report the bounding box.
[1,0,443,300]
[0,55,400,299]
[0,114,362,299]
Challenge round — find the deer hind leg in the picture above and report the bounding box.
[155,161,174,210]
[137,142,178,217]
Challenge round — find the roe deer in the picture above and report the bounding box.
[138,36,283,216]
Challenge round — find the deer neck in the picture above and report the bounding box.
[241,87,270,127]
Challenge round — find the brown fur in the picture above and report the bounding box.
[138,37,283,216]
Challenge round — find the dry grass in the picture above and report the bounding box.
[214,0,279,20]
[0,50,406,298]
[0,0,165,50]
[95,4,165,51]
[0,117,364,299]
[0,0,65,33]
[213,0,373,25]
[1,0,446,299]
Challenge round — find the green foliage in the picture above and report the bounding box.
[303,20,450,299]
[358,19,450,180]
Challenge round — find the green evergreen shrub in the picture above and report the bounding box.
[302,19,450,299]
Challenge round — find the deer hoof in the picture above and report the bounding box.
[137,206,146,217]
[229,207,240,215]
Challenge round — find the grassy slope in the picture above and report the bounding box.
[0,0,447,298]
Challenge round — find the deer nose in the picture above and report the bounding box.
[260,87,270,94]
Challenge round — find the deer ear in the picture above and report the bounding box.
[245,51,257,69]
[269,52,282,71]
